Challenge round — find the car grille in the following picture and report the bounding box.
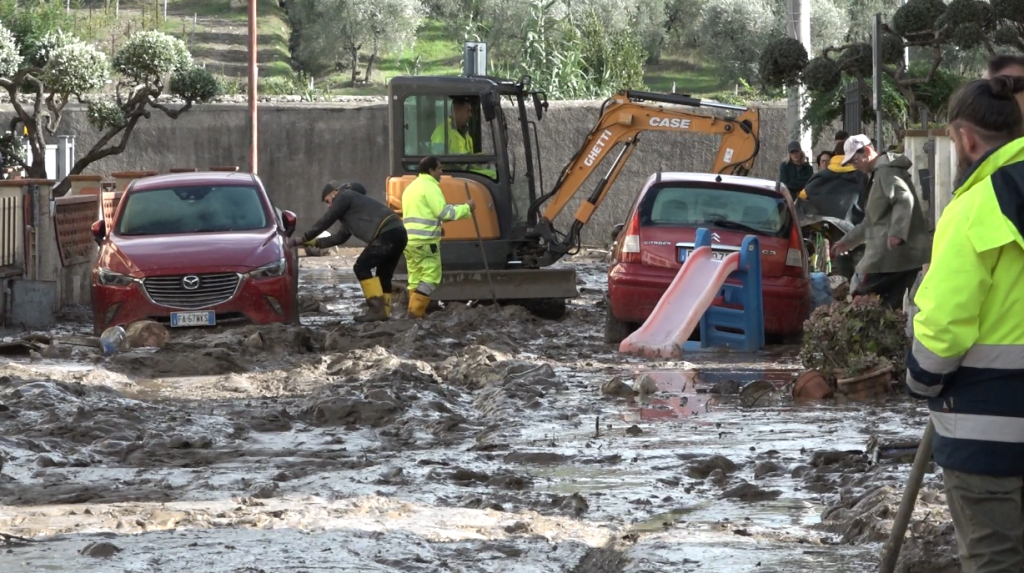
[142,273,240,310]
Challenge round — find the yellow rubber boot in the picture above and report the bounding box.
[383,293,392,318]
[359,277,384,300]
[355,278,387,322]
[408,291,431,319]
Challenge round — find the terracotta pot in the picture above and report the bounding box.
[793,369,833,401]
[837,365,894,401]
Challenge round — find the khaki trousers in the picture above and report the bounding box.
[944,469,1024,573]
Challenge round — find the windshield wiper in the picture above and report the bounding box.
[705,219,766,236]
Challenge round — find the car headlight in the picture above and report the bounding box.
[249,258,287,279]
[96,268,135,287]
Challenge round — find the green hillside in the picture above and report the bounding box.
[68,1,732,97]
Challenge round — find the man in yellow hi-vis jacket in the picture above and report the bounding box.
[430,97,497,179]
[907,76,1024,573]
[401,156,474,318]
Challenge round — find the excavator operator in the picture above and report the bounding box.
[430,96,497,179]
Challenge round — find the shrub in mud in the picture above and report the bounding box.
[799,295,908,385]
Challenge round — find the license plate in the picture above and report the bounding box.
[680,248,728,263]
[170,311,216,327]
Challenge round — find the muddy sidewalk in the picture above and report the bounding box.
[0,252,955,572]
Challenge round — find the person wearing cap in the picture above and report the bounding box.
[289,181,407,322]
[830,134,930,308]
[779,141,814,196]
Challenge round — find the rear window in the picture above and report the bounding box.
[637,183,790,237]
[117,185,269,236]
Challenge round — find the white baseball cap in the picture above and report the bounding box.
[841,134,872,165]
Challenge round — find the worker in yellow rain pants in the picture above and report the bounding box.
[401,156,474,318]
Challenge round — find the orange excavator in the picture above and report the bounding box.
[385,75,760,317]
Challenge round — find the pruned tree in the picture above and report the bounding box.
[290,0,422,86]
[759,0,1015,138]
[0,26,220,196]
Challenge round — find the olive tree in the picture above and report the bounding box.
[0,27,220,196]
[291,0,423,85]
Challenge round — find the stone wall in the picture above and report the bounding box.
[12,98,837,247]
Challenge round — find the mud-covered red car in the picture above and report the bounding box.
[605,172,813,343]
[90,171,300,334]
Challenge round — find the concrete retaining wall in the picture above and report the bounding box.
[13,99,837,248]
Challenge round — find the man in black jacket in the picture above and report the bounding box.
[288,181,408,322]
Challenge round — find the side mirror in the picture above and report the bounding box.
[91,220,106,245]
[611,222,624,240]
[480,90,498,122]
[281,210,297,236]
[532,92,546,121]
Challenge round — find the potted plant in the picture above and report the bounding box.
[799,295,908,400]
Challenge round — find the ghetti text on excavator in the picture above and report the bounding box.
[385,75,761,318]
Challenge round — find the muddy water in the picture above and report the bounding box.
[0,249,953,572]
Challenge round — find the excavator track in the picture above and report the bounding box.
[392,268,579,319]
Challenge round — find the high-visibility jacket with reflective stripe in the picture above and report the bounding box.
[907,137,1024,477]
[401,173,471,246]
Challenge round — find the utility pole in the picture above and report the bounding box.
[248,0,258,174]
[873,13,884,150]
[786,0,812,153]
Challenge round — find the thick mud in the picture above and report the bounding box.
[0,249,956,572]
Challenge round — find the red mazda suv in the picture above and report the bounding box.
[90,171,301,334]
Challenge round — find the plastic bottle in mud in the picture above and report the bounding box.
[99,325,127,355]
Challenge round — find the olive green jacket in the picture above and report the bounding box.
[843,153,931,273]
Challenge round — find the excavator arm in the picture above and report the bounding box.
[524,90,760,265]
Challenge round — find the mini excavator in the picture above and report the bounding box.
[386,75,761,318]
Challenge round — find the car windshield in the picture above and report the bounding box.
[117,185,268,236]
[637,183,790,237]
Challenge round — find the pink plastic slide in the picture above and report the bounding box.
[619,246,740,359]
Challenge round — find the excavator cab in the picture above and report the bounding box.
[386,75,579,308]
[385,75,762,317]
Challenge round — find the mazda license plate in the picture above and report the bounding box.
[170,311,216,327]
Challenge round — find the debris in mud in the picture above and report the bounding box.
[753,460,785,478]
[800,296,908,385]
[633,374,659,402]
[556,492,589,517]
[80,541,121,558]
[719,480,782,501]
[601,376,635,399]
[124,320,170,349]
[685,455,738,479]
[626,424,643,436]
[738,379,776,407]
[245,481,280,499]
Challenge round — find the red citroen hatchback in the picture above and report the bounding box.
[90,171,301,334]
[605,172,812,343]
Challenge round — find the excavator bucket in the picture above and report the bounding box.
[393,268,579,301]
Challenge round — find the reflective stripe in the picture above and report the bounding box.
[906,372,943,397]
[912,339,963,374]
[932,410,1024,443]
[439,205,457,221]
[416,282,436,295]
[962,344,1024,369]
[407,228,442,238]
[404,217,441,228]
